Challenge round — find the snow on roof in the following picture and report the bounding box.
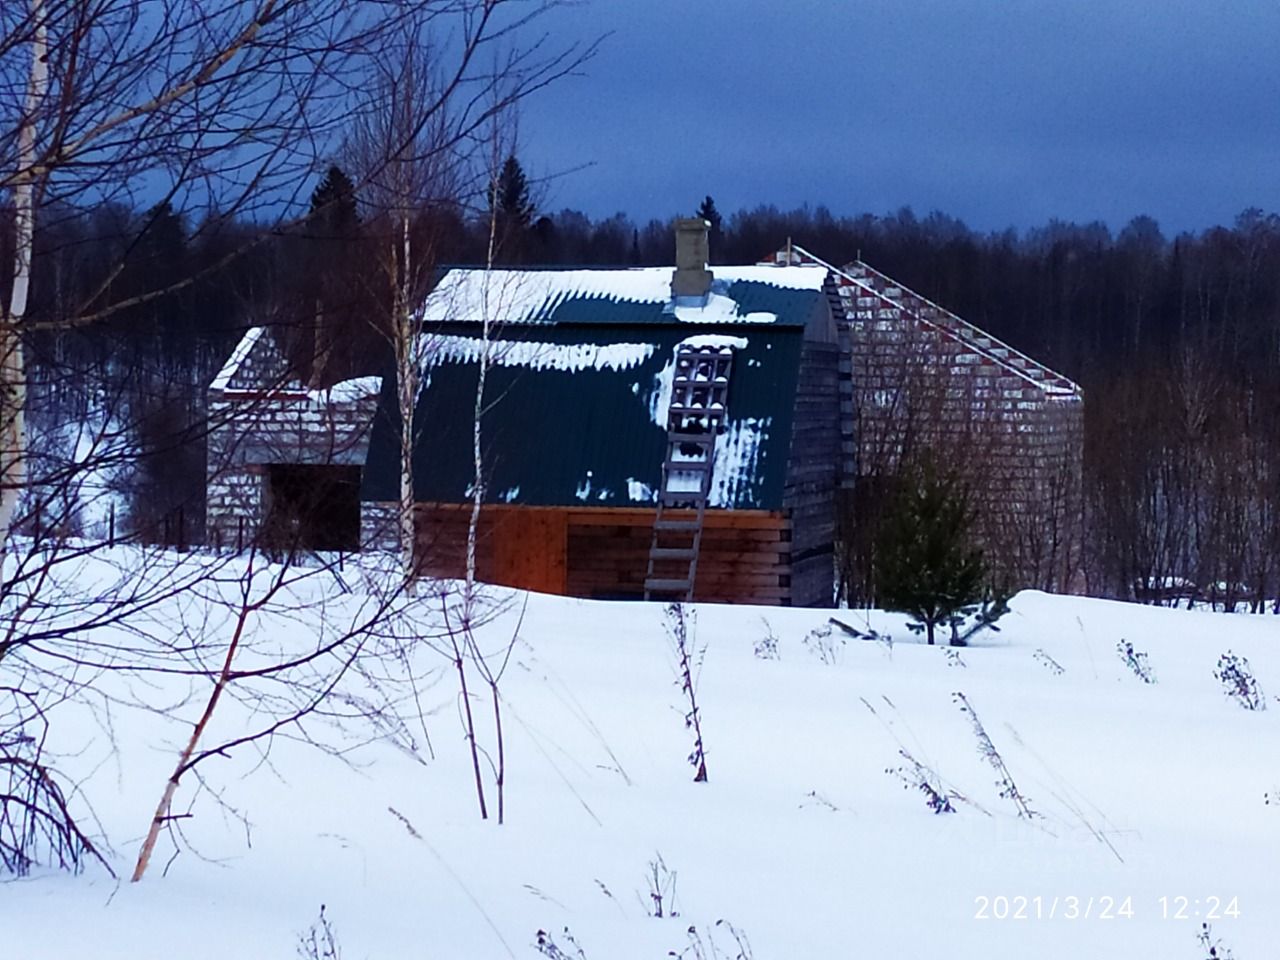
[210,325,381,403]
[209,325,266,392]
[419,266,826,326]
[323,376,383,403]
[679,334,750,351]
[425,336,656,373]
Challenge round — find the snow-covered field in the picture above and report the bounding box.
[3,550,1278,959]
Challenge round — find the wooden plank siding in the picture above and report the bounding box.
[409,503,792,604]
[781,339,840,607]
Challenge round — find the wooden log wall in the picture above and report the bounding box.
[409,503,792,604]
[781,339,840,607]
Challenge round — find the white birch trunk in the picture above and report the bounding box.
[465,190,500,616]
[396,212,418,593]
[0,1,47,557]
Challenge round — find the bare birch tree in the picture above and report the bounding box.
[1,0,595,552]
[0,0,45,566]
[1,0,596,874]
[348,37,462,594]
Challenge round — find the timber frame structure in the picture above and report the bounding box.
[763,244,1085,595]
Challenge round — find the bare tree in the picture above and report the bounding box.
[129,544,439,882]
[0,0,45,561]
[1,0,596,875]
[2,0,596,549]
[347,31,463,593]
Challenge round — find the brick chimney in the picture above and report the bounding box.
[671,217,713,299]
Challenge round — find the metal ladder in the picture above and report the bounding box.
[643,345,734,601]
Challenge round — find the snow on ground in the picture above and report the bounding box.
[25,400,131,539]
[3,551,1279,959]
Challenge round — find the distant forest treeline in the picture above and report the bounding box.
[14,184,1280,385]
[13,177,1280,602]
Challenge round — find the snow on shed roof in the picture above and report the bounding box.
[419,266,827,327]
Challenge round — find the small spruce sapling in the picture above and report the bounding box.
[874,462,986,646]
[946,592,1011,647]
[1214,652,1266,710]
[1117,640,1157,684]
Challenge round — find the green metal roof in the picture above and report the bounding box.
[531,279,820,327]
[361,267,825,509]
[363,327,813,510]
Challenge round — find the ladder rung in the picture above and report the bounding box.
[668,432,718,445]
[668,404,726,415]
[665,460,711,472]
[650,547,696,560]
[654,518,700,531]
[662,490,706,503]
[645,578,692,593]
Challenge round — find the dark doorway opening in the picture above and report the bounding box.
[264,464,361,552]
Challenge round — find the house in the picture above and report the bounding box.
[205,223,1082,606]
[206,220,843,606]
[761,245,1085,596]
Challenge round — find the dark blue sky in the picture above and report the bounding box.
[521,0,1280,235]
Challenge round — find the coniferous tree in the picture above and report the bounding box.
[494,155,536,224]
[495,155,536,224]
[308,164,361,238]
[491,154,536,261]
[874,461,986,645]
[126,200,188,349]
[696,194,723,262]
[301,164,364,385]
